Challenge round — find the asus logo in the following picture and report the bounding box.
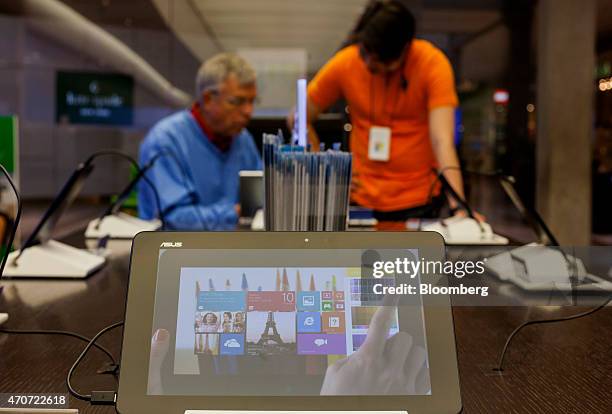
[160,242,182,248]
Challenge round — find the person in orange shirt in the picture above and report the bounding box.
[295,0,474,222]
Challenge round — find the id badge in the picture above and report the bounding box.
[368,126,391,161]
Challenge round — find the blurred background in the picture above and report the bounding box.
[0,0,610,245]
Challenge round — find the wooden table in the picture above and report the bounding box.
[1,233,610,413]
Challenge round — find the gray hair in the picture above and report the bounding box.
[195,53,256,98]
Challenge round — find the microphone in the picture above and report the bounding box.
[496,174,579,303]
[433,168,486,235]
[12,149,142,263]
[497,175,559,246]
[434,168,476,220]
[11,161,94,265]
[94,154,165,230]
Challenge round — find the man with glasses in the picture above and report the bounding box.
[139,53,261,230]
[293,0,481,223]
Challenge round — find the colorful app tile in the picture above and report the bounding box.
[321,291,333,300]
[334,301,345,311]
[297,291,320,311]
[195,311,222,333]
[197,291,246,311]
[352,306,398,330]
[297,312,321,333]
[322,312,345,334]
[218,311,246,333]
[219,334,245,355]
[321,301,333,312]
[247,291,296,312]
[194,333,219,355]
[297,334,346,355]
[334,291,345,301]
[245,311,297,355]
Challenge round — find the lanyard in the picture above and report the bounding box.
[368,63,408,127]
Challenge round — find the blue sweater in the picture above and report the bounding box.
[138,110,262,230]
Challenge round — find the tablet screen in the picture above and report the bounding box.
[148,249,431,397]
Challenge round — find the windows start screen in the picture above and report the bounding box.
[178,267,398,359]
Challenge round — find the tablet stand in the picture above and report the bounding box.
[250,209,264,231]
[3,240,105,279]
[485,243,612,292]
[85,212,161,240]
[423,216,509,245]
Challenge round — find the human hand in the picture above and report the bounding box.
[320,306,428,395]
[148,328,169,394]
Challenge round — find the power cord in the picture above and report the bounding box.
[0,163,22,326]
[93,154,166,231]
[424,166,501,211]
[425,166,463,207]
[494,296,612,372]
[3,159,125,405]
[0,327,117,366]
[418,165,463,231]
[422,168,611,373]
[0,163,22,277]
[84,150,139,168]
[85,150,165,230]
[67,321,124,405]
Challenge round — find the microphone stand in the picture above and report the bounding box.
[0,163,22,325]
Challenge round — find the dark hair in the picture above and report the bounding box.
[344,0,416,62]
[203,312,218,323]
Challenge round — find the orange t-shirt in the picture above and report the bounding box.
[308,40,458,211]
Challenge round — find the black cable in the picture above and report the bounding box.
[0,163,22,277]
[419,166,500,231]
[94,154,166,230]
[426,166,462,206]
[0,327,116,365]
[425,166,500,209]
[85,150,166,230]
[498,174,560,246]
[67,321,124,402]
[417,165,462,231]
[84,150,139,169]
[494,296,612,372]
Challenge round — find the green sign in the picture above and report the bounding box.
[0,116,17,174]
[0,115,18,254]
[56,71,134,126]
[597,61,612,79]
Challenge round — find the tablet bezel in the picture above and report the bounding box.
[117,231,461,414]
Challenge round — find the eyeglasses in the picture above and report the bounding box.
[210,90,259,108]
